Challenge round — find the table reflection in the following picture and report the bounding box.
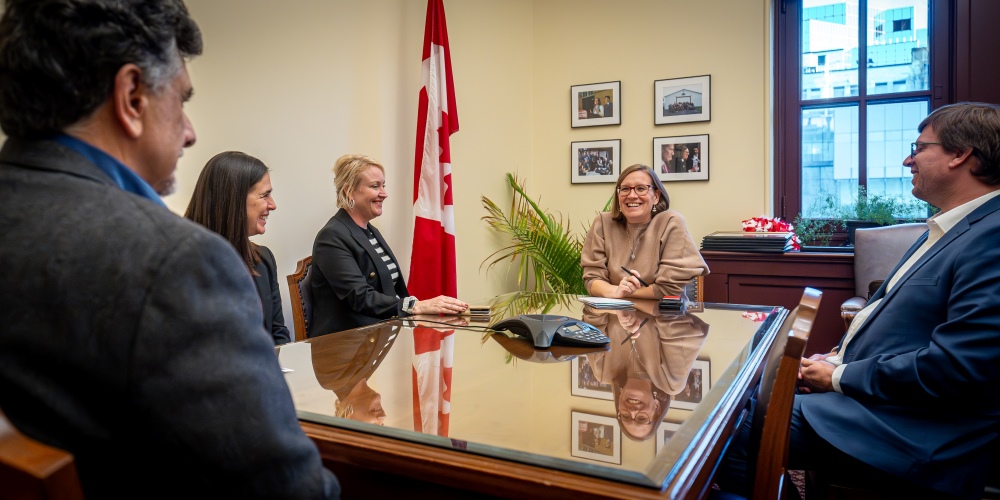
[282,293,783,489]
[310,327,397,425]
[580,307,709,441]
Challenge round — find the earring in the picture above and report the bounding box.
[651,206,658,213]
[348,198,355,209]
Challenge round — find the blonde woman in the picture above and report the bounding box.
[310,154,467,336]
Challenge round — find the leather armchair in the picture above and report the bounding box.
[841,223,927,329]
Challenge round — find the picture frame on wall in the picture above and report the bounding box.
[571,411,621,464]
[670,359,710,411]
[571,81,621,128]
[570,356,613,400]
[654,75,711,125]
[655,422,682,456]
[653,135,709,182]
[572,139,621,184]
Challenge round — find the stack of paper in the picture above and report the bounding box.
[700,231,795,253]
[577,296,635,309]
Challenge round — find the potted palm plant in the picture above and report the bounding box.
[480,173,588,294]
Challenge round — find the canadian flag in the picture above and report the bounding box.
[408,0,458,299]
[411,327,454,436]
[409,0,458,438]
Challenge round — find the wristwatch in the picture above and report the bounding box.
[402,296,417,314]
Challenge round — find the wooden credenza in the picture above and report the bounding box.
[700,250,854,354]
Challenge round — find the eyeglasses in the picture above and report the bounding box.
[617,185,652,196]
[911,142,942,158]
[618,409,652,425]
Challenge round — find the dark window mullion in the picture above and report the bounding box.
[858,0,869,190]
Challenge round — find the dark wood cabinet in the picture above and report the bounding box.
[701,250,854,354]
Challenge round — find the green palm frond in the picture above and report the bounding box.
[481,173,586,294]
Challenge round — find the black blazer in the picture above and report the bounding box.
[251,245,291,345]
[0,138,338,498]
[310,208,409,336]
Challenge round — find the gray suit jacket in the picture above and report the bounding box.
[0,138,339,498]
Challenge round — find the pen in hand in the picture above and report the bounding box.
[621,317,649,344]
[620,266,649,287]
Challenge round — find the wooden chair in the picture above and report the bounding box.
[0,412,84,500]
[751,287,822,499]
[285,256,313,342]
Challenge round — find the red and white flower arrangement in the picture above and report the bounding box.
[740,216,801,251]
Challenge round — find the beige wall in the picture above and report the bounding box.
[173,0,773,339]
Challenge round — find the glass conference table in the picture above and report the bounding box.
[278,293,785,498]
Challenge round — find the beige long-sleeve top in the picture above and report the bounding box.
[581,210,709,297]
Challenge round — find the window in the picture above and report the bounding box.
[774,0,951,221]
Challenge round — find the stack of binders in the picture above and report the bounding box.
[700,231,795,253]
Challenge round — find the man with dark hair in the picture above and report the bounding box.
[603,96,613,118]
[0,1,339,497]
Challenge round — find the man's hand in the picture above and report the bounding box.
[798,356,836,393]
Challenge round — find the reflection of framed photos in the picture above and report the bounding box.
[572,139,621,184]
[653,135,709,182]
[571,356,613,400]
[571,81,621,128]
[655,422,682,456]
[654,75,710,125]
[571,412,621,464]
[671,359,710,410]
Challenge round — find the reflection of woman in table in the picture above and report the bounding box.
[309,324,399,425]
[582,304,709,440]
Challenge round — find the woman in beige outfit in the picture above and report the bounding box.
[581,164,709,299]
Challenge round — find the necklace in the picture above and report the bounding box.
[626,225,646,261]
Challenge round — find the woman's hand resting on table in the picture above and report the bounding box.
[413,296,469,315]
[610,270,644,299]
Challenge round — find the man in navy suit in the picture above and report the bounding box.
[794,102,1000,498]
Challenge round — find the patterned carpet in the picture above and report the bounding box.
[789,470,806,499]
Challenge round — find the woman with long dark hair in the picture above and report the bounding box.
[185,151,290,345]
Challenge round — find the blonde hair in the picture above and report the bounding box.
[333,154,385,209]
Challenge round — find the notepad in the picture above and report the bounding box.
[459,305,491,316]
[577,296,635,309]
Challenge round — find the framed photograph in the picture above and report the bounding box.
[655,422,682,456]
[572,139,621,184]
[571,411,621,464]
[671,359,710,410]
[653,135,709,182]
[654,75,710,125]
[571,81,621,128]
[571,356,613,400]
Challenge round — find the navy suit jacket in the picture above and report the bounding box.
[799,193,1000,497]
[251,244,292,345]
[310,208,409,337]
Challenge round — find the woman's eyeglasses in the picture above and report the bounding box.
[618,409,652,424]
[617,185,652,196]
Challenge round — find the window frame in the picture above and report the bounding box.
[773,0,953,221]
